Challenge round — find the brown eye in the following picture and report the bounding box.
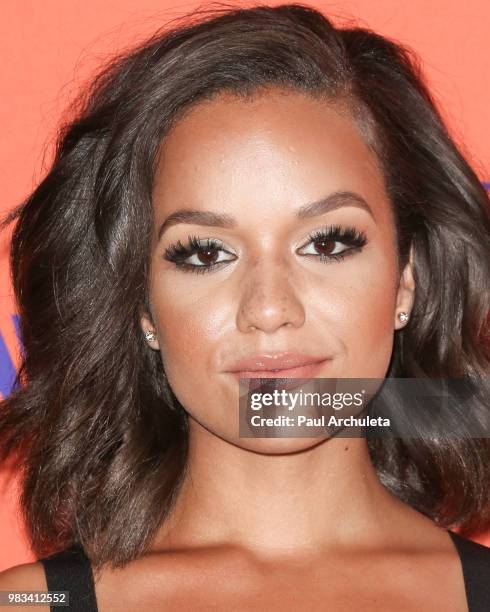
[297,225,367,262]
[312,238,337,256]
[197,246,220,265]
[163,235,237,274]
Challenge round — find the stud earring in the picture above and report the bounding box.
[398,312,409,323]
[144,330,157,342]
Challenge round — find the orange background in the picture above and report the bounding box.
[0,0,489,571]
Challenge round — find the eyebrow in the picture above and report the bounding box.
[157,190,374,241]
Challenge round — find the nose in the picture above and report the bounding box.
[236,260,306,334]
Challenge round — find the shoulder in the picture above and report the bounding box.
[0,561,49,611]
[0,547,96,611]
[0,547,86,595]
[0,560,47,589]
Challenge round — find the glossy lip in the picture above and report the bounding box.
[230,359,332,393]
[227,351,330,371]
[226,352,331,380]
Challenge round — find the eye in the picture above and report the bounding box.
[163,235,237,274]
[163,225,367,275]
[297,225,367,263]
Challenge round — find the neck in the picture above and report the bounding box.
[152,420,428,560]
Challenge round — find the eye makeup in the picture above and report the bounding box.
[162,224,368,275]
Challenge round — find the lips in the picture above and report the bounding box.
[226,352,331,379]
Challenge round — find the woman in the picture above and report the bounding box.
[0,3,489,610]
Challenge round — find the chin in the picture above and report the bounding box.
[231,435,329,455]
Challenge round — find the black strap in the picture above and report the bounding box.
[40,545,98,612]
[448,531,490,612]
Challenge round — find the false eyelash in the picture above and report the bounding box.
[163,225,368,274]
[163,235,221,262]
[163,235,228,274]
[300,225,367,265]
[306,225,367,251]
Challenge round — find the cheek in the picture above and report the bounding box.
[157,303,215,372]
[322,253,398,377]
[150,278,225,402]
[348,288,396,376]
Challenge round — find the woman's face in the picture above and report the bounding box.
[141,88,415,453]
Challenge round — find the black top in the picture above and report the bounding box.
[39,531,490,611]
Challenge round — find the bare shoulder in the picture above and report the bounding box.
[0,561,49,611]
[0,560,47,589]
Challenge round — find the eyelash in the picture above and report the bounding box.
[162,225,368,275]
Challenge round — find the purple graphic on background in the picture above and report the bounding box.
[0,314,20,398]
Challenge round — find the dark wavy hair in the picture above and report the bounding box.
[1,3,489,570]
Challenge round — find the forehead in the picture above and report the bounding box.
[152,88,389,227]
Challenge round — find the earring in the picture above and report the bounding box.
[398,312,409,323]
[144,330,157,342]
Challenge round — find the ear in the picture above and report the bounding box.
[139,306,160,351]
[395,245,416,330]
